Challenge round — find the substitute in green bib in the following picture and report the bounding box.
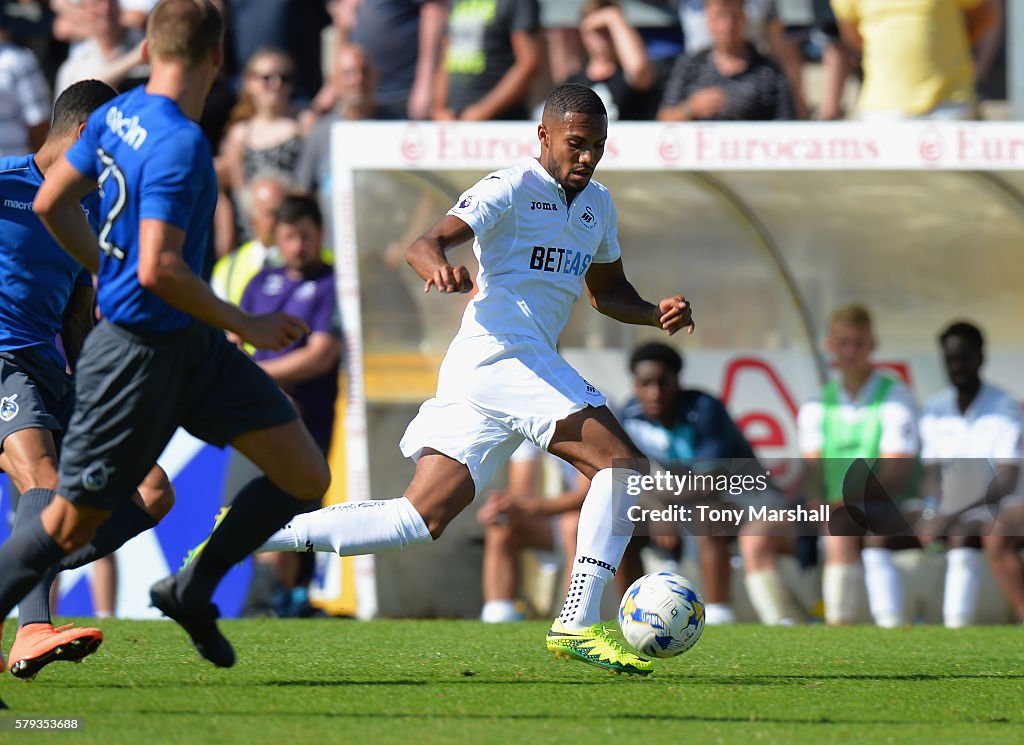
[799,305,919,627]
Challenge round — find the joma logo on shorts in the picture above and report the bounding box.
[530,200,558,211]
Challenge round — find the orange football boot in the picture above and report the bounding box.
[8,623,103,680]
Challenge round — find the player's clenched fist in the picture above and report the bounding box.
[239,312,310,351]
[424,263,474,294]
[658,295,694,336]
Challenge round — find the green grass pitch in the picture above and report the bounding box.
[1,619,1022,744]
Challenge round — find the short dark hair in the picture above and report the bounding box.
[939,321,984,353]
[50,80,118,136]
[542,83,607,121]
[276,194,322,230]
[629,343,683,375]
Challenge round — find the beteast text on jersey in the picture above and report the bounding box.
[529,246,592,276]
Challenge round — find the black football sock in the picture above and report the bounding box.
[12,488,59,628]
[0,515,67,622]
[58,499,158,571]
[176,476,309,607]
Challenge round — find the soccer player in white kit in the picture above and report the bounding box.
[254,83,694,674]
[918,321,1024,627]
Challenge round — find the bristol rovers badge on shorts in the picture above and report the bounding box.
[0,393,18,422]
[82,461,114,492]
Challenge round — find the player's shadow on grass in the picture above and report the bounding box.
[121,711,1016,726]
[698,672,1024,685]
[267,678,610,687]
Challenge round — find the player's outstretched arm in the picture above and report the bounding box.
[585,259,694,335]
[34,156,103,273]
[138,218,309,350]
[406,214,476,294]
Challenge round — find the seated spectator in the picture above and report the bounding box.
[0,17,49,157]
[225,0,331,103]
[798,305,920,627]
[210,172,290,304]
[678,0,809,118]
[478,442,587,622]
[567,0,659,120]
[832,0,999,120]
[216,48,308,257]
[54,0,149,97]
[621,343,798,625]
[434,0,542,120]
[657,0,795,120]
[918,321,1023,627]
[236,195,342,617]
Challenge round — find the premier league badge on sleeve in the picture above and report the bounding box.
[452,195,477,213]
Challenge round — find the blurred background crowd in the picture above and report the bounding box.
[0,0,1011,261]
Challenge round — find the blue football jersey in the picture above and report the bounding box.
[65,86,216,333]
[0,154,96,367]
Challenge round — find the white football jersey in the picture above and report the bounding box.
[920,384,1024,462]
[447,158,621,350]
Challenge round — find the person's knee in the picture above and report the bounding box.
[280,453,331,502]
[421,508,454,540]
[982,534,1012,557]
[412,496,466,540]
[138,467,176,521]
[301,457,331,501]
[486,522,519,552]
[42,499,102,552]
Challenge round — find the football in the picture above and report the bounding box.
[618,572,705,658]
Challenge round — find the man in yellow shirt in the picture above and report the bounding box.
[831,0,998,119]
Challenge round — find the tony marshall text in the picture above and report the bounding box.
[628,504,831,526]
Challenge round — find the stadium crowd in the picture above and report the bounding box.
[0,0,1017,629]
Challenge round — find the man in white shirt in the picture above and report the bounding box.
[54,0,150,98]
[798,304,919,627]
[232,83,694,675]
[919,321,1024,626]
[0,22,49,156]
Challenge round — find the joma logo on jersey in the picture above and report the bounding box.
[529,246,593,276]
[530,200,558,212]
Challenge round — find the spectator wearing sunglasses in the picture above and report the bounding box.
[215,48,310,259]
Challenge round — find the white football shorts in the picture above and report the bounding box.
[399,334,606,496]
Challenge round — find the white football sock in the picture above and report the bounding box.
[258,497,432,555]
[862,547,903,628]
[943,547,982,628]
[744,569,796,625]
[557,468,639,631]
[481,599,524,623]
[823,562,864,625]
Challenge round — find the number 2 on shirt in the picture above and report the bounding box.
[96,148,127,261]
